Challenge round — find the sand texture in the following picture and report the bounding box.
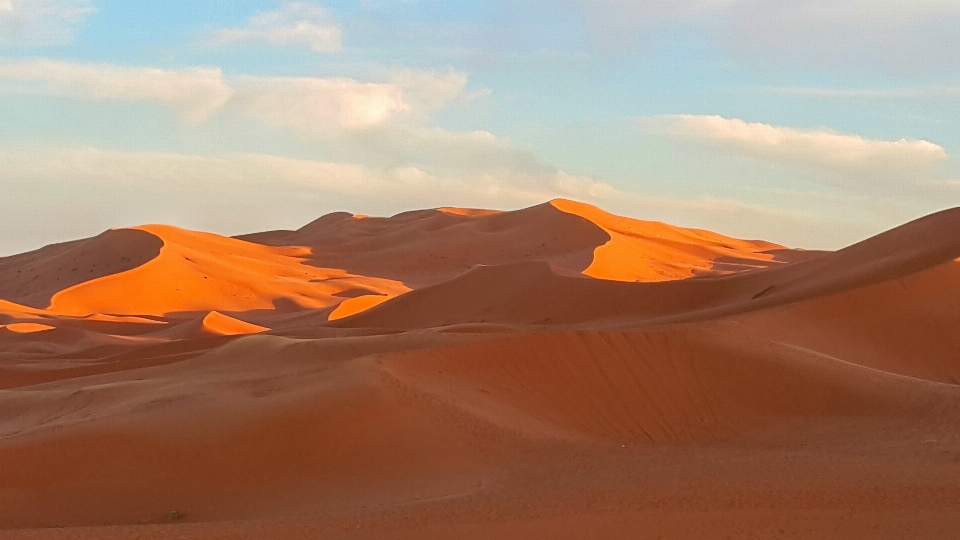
[1,199,959,539]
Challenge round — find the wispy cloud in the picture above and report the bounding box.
[644,114,949,176]
[209,1,341,53]
[0,58,233,123]
[573,0,960,72]
[0,0,97,46]
[766,86,960,101]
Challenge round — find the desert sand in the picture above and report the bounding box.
[1,199,959,539]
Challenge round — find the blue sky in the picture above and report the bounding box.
[1,0,959,254]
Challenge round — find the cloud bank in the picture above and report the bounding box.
[645,114,949,176]
[0,59,469,130]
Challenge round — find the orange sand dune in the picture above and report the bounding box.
[240,199,796,286]
[337,207,960,330]
[44,225,409,317]
[2,200,960,539]
[550,198,790,280]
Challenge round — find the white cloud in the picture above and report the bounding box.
[228,75,409,131]
[645,115,949,176]
[0,58,233,123]
[388,68,469,113]
[210,1,341,53]
[226,69,471,134]
[0,0,96,46]
[0,59,476,130]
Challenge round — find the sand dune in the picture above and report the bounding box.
[337,207,960,330]
[1,200,959,539]
[239,199,790,287]
[43,225,409,317]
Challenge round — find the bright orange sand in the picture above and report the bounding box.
[1,199,959,539]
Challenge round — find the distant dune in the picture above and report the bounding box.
[1,199,959,539]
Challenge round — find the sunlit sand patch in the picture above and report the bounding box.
[437,207,503,217]
[328,294,393,321]
[4,322,55,334]
[201,311,270,336]
[83,314,168,324]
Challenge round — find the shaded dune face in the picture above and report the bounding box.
[0,229,163,310]
[734,259,960,384]
[238,202,609,287]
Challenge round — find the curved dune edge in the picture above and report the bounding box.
[82,313,167,324]
[4,322,55,334]
[0,229,163,310]
[328,294,394,321]
[45,225,408,317]
[201,311,269,336]
[437,207,503,217]
[549,198,784,281]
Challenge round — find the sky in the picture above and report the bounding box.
[1,0,959,254]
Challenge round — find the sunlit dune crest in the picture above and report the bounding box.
[549,198,784,281]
